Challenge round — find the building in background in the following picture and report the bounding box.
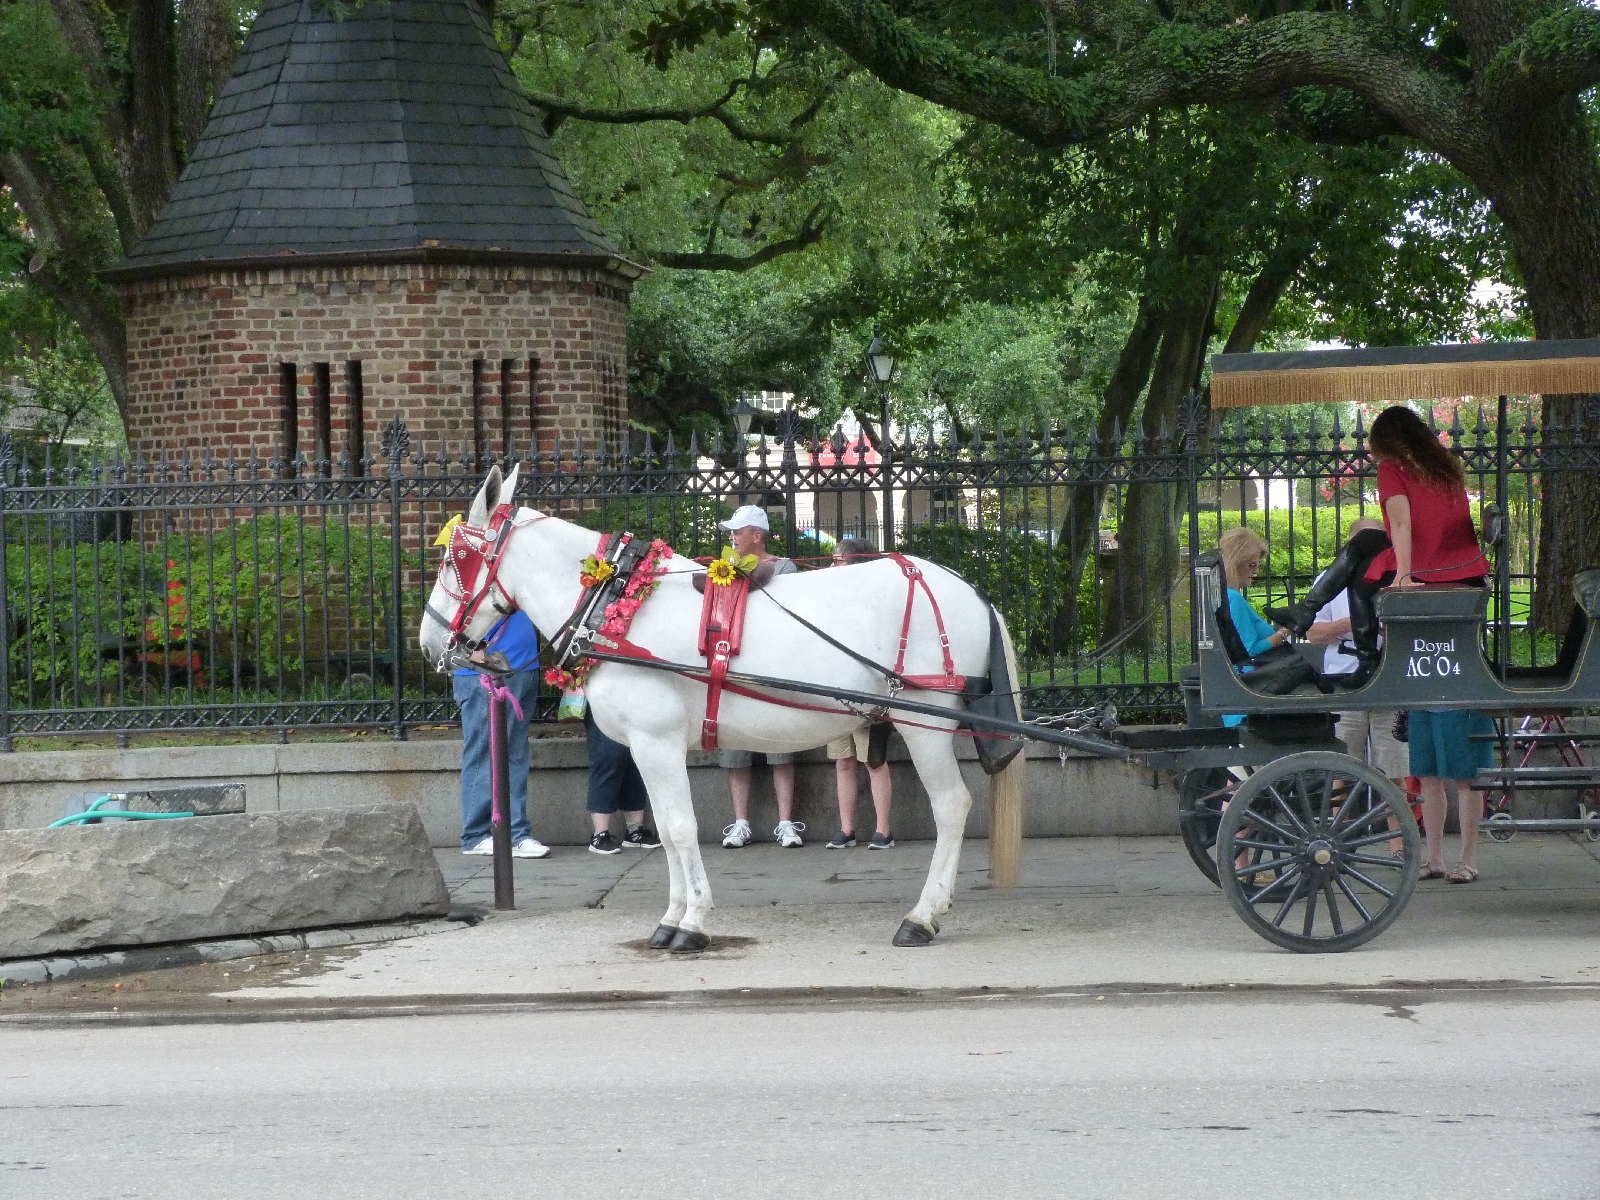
[104,0,642,468]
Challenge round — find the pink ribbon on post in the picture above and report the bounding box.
[477,670,526,720]
[479,671,524,830]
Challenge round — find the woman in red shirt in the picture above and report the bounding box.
[1366,405,1491,884]
[1365,407,1488,588]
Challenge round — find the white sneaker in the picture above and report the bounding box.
[722,819,753,848]
[512,837,550,859]
[463,836,494,855]
[774,820,805,848]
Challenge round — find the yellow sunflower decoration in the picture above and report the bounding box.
[707,545,758,586]
[578,555,616,589]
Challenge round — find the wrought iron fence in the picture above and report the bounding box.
[0,396,1580,746]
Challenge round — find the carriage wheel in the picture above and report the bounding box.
[1217,751,1419,953]
[1177,766,1249,887]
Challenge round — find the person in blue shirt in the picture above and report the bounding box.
[1217,526,1291,729]
[454,609,549,857]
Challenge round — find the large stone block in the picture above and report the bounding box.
[0,805,449,961]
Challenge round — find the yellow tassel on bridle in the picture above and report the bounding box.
[433,513,464,547]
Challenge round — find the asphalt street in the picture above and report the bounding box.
[4,987,1599,1200]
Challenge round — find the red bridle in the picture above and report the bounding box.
[427,503,541,652]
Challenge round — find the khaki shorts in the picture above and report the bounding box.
[716,749,796,769]
[1335,710,1409,779]
[826,728,872,762]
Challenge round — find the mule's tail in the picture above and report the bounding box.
[987,609,1027,888]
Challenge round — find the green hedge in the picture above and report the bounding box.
[5,516,417,700]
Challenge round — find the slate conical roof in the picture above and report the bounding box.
[109,0,623,279]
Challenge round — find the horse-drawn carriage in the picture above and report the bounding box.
[1118,338,1600,950]
[422,338,1600,954]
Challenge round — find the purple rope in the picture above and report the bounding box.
[477,670,526,720]
[479,672,524,829]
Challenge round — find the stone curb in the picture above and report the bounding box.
[0,914,479,987]
[4,978,1595,1029]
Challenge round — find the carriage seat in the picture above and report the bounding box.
[1500,567,1600,686]
[1193,551,1327,702]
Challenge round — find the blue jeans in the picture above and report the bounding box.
[455,670,537,847]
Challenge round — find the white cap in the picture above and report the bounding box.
[718,504,770,532]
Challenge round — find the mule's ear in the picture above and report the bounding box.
[469,466,501,527]
[499,463,520,509]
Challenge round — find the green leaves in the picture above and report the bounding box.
[4,514,418,701]
[627,0,749,69]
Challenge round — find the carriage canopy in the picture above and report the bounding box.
[1209,337,1600,408]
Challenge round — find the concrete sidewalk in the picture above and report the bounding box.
[226,832,1600,1002]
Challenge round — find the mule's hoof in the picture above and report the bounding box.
[893,919,936,947]
[648,924,679,950]
[668,928,711,954]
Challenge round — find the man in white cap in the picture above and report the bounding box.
[715,505,805,847]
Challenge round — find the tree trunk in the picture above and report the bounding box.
[1470,101,1600,634]
[1105,275,1219,654]
[126,0,181,234]
[176,0,241,158]
[1048,293,1165,656]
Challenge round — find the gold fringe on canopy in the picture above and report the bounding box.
[1210,339,1600,408]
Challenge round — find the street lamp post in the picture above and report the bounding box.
[731,398,757,506]
[864,324,896,550]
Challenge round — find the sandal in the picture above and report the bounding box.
[1445,862,1479,884]
[1418,864,1447,881]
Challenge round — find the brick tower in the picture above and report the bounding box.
[105,0,640,467]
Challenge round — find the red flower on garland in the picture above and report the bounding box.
[545,538,673,692]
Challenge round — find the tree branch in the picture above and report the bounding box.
[1487,5,1600,98]
[45,0,132,158]
[1,151,129,423]
[530,78,815,145]
[648,202,829,270]
[762,0,1484,162]
[1222,248,1303,355]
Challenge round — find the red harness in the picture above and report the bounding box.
[686,553,961,750]
[884,553,962,692]
[697,574,752,751]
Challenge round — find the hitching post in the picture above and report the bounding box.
[486,677,515,910]
[0,434,11,752]
[384,418,409,742]
[1496,394,1511,684]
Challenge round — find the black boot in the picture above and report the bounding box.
[1330,579,1384,690]
[1265,527,1391,636]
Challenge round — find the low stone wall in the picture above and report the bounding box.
[0,733,1178,847]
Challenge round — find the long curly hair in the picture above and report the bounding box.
[1367,406,1466,490]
